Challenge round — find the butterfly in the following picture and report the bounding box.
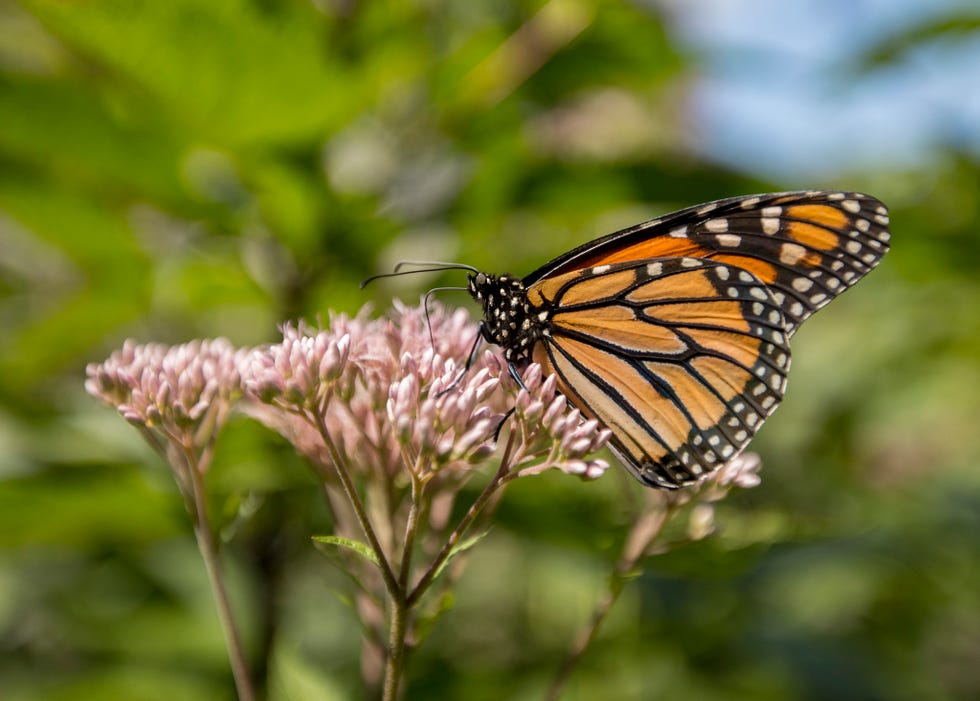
[464,191,891,489]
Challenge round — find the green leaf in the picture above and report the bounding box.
[312,535,380,567]
[432,529,490,582]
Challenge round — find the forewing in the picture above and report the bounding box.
[524,191,890,335]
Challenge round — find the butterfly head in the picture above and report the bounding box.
[467,272,539,364]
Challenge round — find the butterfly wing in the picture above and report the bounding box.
[527,257,791,488]
[523,191,891,335]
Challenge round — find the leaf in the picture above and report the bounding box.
[268,642,348,701]
[312,535,380,567]
[432,529,490,581]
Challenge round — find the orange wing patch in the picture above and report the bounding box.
[785,204,849,230]
[708,254,778,285]
[552,305,688,355]
[681,327,764,370]
[550,336,683,458]
[785,220,840,250]
[626,267,719,304]
[560,268,636,306]
[643,361,729,431]
[644,300,750,331]
[578,237,713,270]
[689,356,756,404]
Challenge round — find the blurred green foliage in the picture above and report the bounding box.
[1,1,979,700]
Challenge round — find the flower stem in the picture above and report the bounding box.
[186,449,256,701]
[407,430,516,607]
[312,411,415,699]
[380,474,423,700]
[545,494,676,701]
[312,411,401,598]
[382,587,409,701]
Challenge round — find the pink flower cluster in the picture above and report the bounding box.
[85,338,245,449]
[85,302,612,483]
[239,302,611,484]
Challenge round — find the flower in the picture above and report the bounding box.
[701,451,763,501]
[238,300,610,485]
[85,338,245,463]
[509,363,611,480]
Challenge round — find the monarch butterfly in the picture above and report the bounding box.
[372,191,891,489]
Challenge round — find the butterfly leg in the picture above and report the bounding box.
[435,324,484,397]
[507,361,529,392]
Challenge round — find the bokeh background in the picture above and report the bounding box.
[2,1,979,699]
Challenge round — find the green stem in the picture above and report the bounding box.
[312,411,401,599]
[380,471,423,700]
[185,447,256,701]
[311,410,416,699]
[382,587,409,701]
[407,430,516,607]
[399,474,422,587]
[545,495,676,701]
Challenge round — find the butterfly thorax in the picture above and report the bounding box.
[467,272,541,364]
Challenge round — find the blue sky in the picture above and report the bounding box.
[654,0,980,179]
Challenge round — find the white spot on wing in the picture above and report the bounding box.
[780,242,807,265]
[792,277,813,292]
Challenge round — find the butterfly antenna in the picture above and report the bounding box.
[360,261,479,289]
[422,285,469,345]
[361,260,484,396]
